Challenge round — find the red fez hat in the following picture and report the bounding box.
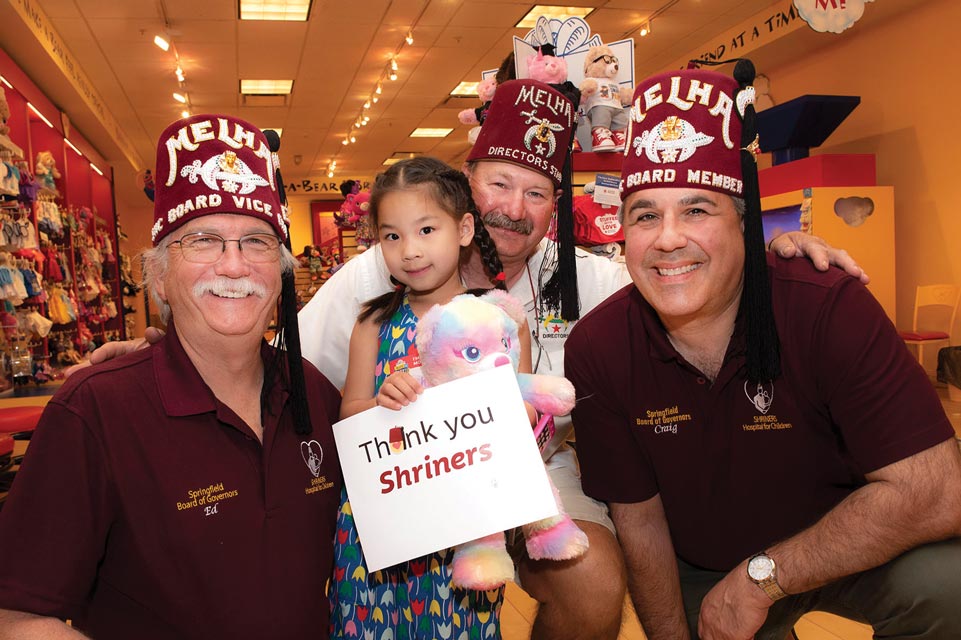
[621,68,753,202]
[466,79,575,186]
[622,62,780,384]
[151,114,288,245]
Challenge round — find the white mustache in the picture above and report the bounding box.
[192,277,268,299]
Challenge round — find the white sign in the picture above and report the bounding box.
[332,366,558,572]
[593,173,622,207]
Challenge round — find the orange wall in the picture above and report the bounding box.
[759,0,960,340]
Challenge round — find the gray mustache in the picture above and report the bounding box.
[482,212,533,235]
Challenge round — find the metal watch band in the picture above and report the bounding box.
[759,577,788,601]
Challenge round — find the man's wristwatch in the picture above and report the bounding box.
[747,552,788,601]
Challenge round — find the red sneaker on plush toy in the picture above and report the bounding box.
[579,45,632,152]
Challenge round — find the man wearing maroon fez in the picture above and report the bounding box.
[77,81,867,638]
[567,61,961,639]
[0,115,343,639]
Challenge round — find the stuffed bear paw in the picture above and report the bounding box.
[523,515,590,561]
[451,533,515,590]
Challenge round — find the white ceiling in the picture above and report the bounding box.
[1,0,910,215]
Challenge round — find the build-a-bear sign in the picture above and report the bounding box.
[794,0,874,34]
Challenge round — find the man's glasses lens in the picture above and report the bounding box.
[174,232,281,263]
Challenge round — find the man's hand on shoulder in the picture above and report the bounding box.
[769,232,870,284]
[63,327,166,377]
[697,559,773,640]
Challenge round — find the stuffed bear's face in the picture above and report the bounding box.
[585,48,619,80]
[416,295,521,387]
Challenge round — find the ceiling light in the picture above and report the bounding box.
[239,0,312,21]
[181,110,191,118]
[349,134,356,143]
[173,92,188,103]
[176,66,185,82]
[363,100,371,110]
[640,21,652,37]
[240,79,294,95]
[154,35,170,51]
[0,75,13,89]
[390,57,398,72]
[372,95,379,104]
[516,6,594,28]
[389,70,398,81]
[342,138,349,145]
[405,30,414,45]
[327,170,334,178]
[450,81,480,98]
[27,103,53,128]
[90,162,104,176]
[65,140,83,156]
[410,128,453,138]
[383,158,401,166]
[375,84,382,95]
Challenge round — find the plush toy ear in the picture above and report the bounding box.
[415,298,450,359]
[480,289,526,329]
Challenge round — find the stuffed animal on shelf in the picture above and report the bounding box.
[458,76,498,127]
[526,45,582,152]
[579,44,633,153]
[415,290,589,590]
[457,52,517,145]
[0,85,10,136]
[340,190,374,251]
[34,150,62,192]
[307,246,324,281]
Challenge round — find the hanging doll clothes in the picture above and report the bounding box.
[46,285,77,325]
[329,296,503,640]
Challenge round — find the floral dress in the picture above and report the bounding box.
[329,297,504,640]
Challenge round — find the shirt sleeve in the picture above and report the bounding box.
[0,396,115,619]
[811,277,954,474]
[566,319,659,504]
[297,247,390,389]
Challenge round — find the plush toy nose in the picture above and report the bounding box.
[494,354,511,368]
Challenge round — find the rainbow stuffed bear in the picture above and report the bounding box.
[415,289,589,590]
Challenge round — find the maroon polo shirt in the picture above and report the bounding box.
[0,322,342,639]
[567,256,953,571]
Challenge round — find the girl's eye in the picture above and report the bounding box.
[501,337,511,351]
[383,233,399,241]
[460,346,482,363]
[420,226,434,235]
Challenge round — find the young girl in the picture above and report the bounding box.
[330,157,532,639]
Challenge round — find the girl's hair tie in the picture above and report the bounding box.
[494,272,506,282]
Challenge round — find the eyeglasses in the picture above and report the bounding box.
[170,232,281,264]
[592,54,618,65]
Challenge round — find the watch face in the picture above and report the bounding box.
[748,555,774,581]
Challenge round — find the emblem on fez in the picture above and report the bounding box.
[634,116,714,164]
[180,151,269,195]
[521,108,564,158]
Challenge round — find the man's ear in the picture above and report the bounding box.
[459,212,475,247]
[554,188,563,205]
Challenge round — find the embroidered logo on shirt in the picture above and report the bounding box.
[744,381,774,414]
[741,381,794,432]
[301,439,325,478]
